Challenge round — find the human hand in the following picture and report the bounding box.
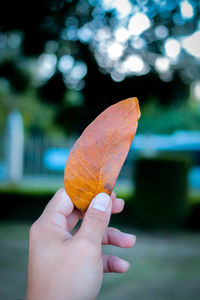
[26,188,136,300]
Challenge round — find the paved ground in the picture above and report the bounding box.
[100,230,200,300]
[0,223,200,300]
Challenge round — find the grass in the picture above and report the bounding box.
[0,223,200,300]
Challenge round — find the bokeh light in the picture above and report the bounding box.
[180,0,194,19]
[192,81,200,101]
[70,61,87,81]
[114,27,129,43]
[107,42,124,60]
[38,54,57,80]
[182,31,200,59]
[128,13,151,36]
[164,38,181,59]
[122,54,146,75]
[58,55,74,73]
[155,57,170,73]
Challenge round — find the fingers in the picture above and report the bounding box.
[103,255,130,273]
[78,193,112,245]
[67,209,84,232]
[71,192,124,233]
[102,227,136,248]
[111,191,124,214]
[69,192,125,235]
[40,188,74,231]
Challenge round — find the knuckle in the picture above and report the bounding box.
[85,210,106,225]
[108,227,116,232]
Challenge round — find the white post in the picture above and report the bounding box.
[6,110,24,183]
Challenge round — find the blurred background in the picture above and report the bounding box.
[0,0,200,299]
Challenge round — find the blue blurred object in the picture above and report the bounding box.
[131,130,200,189]
[132,131,200,151]
[43,148,70,171]
[189,167,200,189]
[0,162,6,180]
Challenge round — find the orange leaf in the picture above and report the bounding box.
[64,97,141,211]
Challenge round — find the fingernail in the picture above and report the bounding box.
[93,193,110,211]
[131,234,136,242]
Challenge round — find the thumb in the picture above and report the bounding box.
[39,188,74,232]
[78,193,112,245]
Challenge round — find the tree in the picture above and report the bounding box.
[0,0,199,133]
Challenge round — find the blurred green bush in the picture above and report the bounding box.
[132,155,190,229]
[1,170,200,230]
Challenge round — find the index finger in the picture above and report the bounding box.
[111,191,125,214]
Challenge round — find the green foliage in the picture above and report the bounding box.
[138,99,200,134]
[64,90,84,108]
[0,58,31,92]
[1,0,199,136]
[0,81,63,136]
[0,183,200,228]
[132,155,190,229]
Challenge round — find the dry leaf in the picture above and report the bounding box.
[64,97,141,210]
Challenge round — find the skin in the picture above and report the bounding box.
[26,188,136,300]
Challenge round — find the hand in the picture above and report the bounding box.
[26,188,136,300]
